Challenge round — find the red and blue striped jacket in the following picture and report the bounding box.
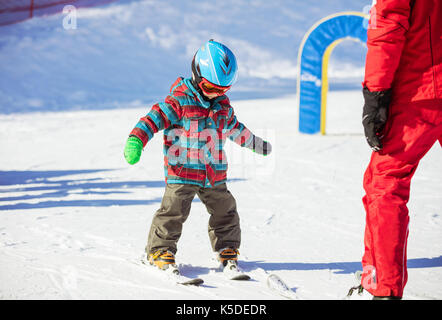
[129,77,255,187]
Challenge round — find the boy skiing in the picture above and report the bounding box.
[124,40,272,277]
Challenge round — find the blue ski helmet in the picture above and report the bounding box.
[192,40,238,87]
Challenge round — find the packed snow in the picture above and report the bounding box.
[0,0,441,300]
[1,92,441,299]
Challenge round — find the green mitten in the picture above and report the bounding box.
[124,136,143,165]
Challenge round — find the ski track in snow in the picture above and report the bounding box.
[0,93,441,299]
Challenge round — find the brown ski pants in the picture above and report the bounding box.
[146,183,241,255]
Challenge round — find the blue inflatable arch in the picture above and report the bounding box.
[297,12,369,135]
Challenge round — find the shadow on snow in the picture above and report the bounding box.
[0,169,244,210]
[239,256,442,275]
[1,171,440,277]
[175,256,442,279]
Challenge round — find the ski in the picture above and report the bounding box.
[140,254,204,286]
[266,274,297,299]
[172,271,204,286]
[229,273,251,281]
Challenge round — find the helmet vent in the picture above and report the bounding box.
[222,54,230,67]
[220,54,232,75]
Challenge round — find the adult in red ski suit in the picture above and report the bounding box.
[360,0,442,298]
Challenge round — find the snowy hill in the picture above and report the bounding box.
[1,0,441,300]
[1,92,441,299]
[0,0,369,114]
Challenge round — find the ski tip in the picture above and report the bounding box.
[180,278,204,286]
[267,273,297,299]
[230,274,251,281]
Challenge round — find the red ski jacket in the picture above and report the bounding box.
[363,0,442,103]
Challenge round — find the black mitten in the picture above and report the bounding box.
[252,136,272,156]
[362,87,392,151]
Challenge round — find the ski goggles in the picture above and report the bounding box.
[199,78,231,96]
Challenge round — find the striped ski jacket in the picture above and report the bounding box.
[129,77,255,187]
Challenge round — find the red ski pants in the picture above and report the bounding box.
[361,99,442,297]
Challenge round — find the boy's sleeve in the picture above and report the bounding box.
[225,106,255,149]
[363,0,412,91]
[129,96,182,147]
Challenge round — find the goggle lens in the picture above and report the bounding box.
[199,79,231,95]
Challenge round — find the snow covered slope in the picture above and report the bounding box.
[1,92,441,299]
[0,0,369,114]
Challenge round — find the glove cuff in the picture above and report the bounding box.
[362,87,392,110]
[127,135,143,147]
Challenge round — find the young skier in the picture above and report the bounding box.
[124,40,272,275]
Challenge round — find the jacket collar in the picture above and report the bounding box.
[183,78,213,109]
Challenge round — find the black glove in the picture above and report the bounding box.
[362,87,392,152]
[252,136,272,156]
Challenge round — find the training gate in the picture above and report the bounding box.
[297,12,369,135]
